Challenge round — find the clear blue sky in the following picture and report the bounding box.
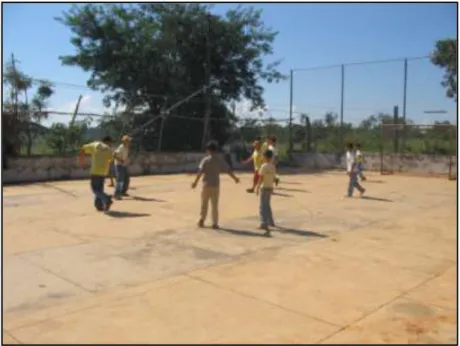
[3,2,457,126]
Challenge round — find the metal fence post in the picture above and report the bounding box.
[339,64,345,152]
[401,58,408,153]
[288,69,294,156]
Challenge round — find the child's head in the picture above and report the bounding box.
[122,135,132,147]
[355,143,361,150]
[346,142,354,151]
[264,149,274,162]
[253,140,261,150]
[102,136,113,146]
[267,136,277,145]
[206,140,218,154]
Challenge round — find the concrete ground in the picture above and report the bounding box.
[3,171,457,344]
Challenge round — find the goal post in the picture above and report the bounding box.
[380,123,457,180]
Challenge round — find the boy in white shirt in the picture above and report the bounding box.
[113,135,131,199]
[262,136,280,186]
[345,143,365,198]
[355,143,366,181]
[256,149,277,237]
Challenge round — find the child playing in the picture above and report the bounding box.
[241,140,264,193]
[354,143,366,181]
[255,149,277,237]
[113,135,132,199]
[191,140,240,229]
[262,136,280,186]
[345,142,365,198]
[78,136,114,212]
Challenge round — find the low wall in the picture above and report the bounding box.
[3,152,455,184]
[291,152,456,176]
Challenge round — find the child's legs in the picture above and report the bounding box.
[266,188,274,225]
[354,174,365,193]
[115,165,126,195]
[358,163,365,179]
[200,187,211,221]
[252,170,259,188]
[259,188,271,225]
[347,174,355,197]
[209,187,220,225]
[91,175,109,203]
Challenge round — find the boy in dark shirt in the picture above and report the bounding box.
[192,140,240,229]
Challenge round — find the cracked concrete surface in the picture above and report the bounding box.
[3,171,457,344]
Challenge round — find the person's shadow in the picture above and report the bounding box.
[217,226,327,239]
[106,211,151,218]
[360,196,393,202]
[128,196,167,202]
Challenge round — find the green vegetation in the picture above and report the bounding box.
[3,4,456,160]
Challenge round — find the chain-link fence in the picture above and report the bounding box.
[288,56,457,155]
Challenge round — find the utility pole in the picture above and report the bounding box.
[201,13,212,150]
[339,64,345,152]
[393,105,399,154]
[63,94,82,153]
[401,58,408,153]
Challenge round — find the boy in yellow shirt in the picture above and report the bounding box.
[241,140,264,193]
[78,136,114,212]
[256,149,277,237]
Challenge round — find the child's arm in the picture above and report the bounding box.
[192,158,207,189]
[241,152,254,165]
[78,143,93,167]
[191,171,203,189]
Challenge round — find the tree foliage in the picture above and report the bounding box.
[2,55,55,156]
[56,3,285,151]
[431,38,457,102]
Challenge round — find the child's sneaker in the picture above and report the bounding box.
[103,199,113,212]
[246,188,254,193]
[197,220,205,228]
[212,224,220,230]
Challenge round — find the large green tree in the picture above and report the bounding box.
[56,4,284,151]
[431,38,457,102]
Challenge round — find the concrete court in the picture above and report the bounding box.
[2,171,457,344]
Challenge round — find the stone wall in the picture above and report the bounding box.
[2,152,239,184]
[3,151,455,184]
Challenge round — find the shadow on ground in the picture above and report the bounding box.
[217,226,327,239]
[106,211,151,218]
[276,187,310,193]
[361,196,393,202]
[129,196,167,202]
[273,192,293,198]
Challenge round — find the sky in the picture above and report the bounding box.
[3,2,458,127]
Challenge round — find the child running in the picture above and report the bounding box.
[192,140,240,229]
[241,140,264,193]
[255,149,277,237]
[354,143,366,181]
[345,142,365,198]
[78,136,114,211]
